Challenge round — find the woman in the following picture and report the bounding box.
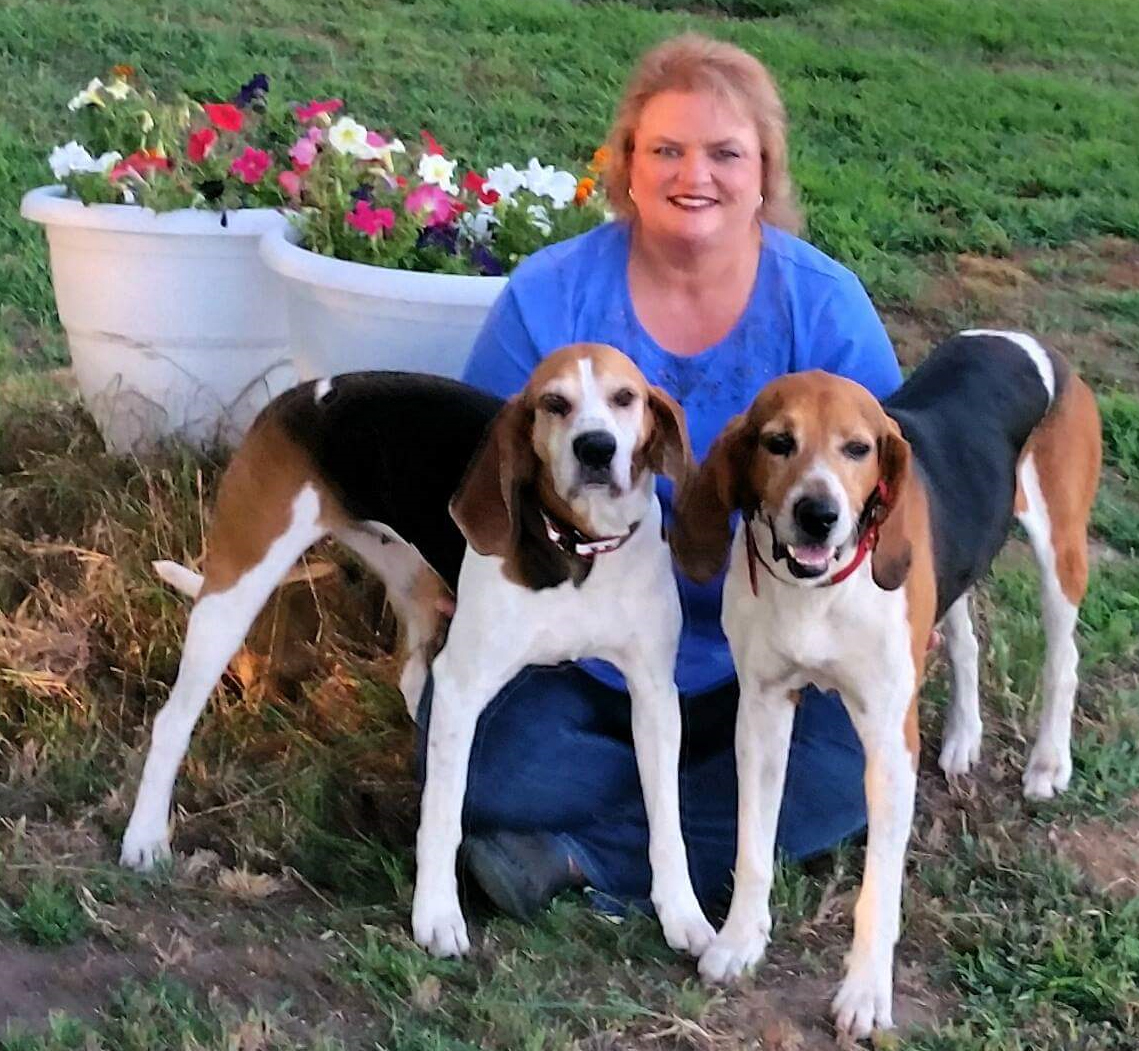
[418,33,902,920]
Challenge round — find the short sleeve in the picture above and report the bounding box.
[461,285,543,398]
[808,272,902,400]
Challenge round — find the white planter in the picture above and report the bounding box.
[20,185,296,454]
[259,221,507,382]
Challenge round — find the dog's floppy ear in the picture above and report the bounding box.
[871,418,913,591]
[450,395,537,557]
[645,385,693,487]
[670,412,758,583]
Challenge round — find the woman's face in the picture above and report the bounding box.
[628,89,763,250]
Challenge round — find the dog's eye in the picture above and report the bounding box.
[540,394,572,417]
[761,432,796,457]
[843,440,872,460]
[611,388,636,409]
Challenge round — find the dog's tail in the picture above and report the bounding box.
[153,559,204,599]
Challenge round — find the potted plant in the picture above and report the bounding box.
[20,69,296,454]
[259,103,608,381]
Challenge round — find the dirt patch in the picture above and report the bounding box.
[1052,798,1139,900]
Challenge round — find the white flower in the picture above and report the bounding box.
[328,116,372,158]
[105,79,132,101]
[140,111,154,133]
[522,157,556,196]
[543,170,579,209]
[527,203,552,236]
[417,152,458,194]
[48,141,121,180]
[459,206,497,244]
[67,78,105,111]
[484,162,527,202]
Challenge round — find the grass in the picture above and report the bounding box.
[1,0,1138,1047]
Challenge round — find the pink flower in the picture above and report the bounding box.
[306,126,324,143]
[230,147,271,184]
[404,182,457,227]
[366,131,387,148]
[278,169,303,199]
[345,200,395,237]
[289,137,318,171]
[295,98,344,122]
[187,127,217,164]
[203,103,243,132]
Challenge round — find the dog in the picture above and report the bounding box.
[120,343,715,961]
[670,330,1101,1037]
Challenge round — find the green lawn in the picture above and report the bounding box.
[1,1,1138,1048]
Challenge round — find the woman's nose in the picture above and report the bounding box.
[677,150,710,184]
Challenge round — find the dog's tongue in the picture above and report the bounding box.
[791,544,831,569]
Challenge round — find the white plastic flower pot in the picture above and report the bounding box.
[20,185,296,454]
[259,221,507,382]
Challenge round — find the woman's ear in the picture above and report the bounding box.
[450,396,537,557]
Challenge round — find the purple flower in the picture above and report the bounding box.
[234,73,270,109]
[471,245,504,276]
[350,184,374,203]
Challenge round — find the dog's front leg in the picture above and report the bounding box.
[411,638,516,958]
[832,682,918,1038]
[622,659,715,957]
[698,678,795,983]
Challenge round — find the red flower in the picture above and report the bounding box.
[110,150,172,181]
[187,127,218,164]
[203,102,244,132]
[420,130,444,156]
[229,147,271,184]
[345,200,395,237]
[462,169,500,206]
[295,98,344,122]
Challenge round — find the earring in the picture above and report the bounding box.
[628,187,636,202]
[758,193,765,207]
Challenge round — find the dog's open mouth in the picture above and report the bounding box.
[773,538,835,579]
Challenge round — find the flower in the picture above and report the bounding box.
[588,146,610,174]
[523,157,577,208]
[203,102,244,132]
[187,127,218,163]
[458,205,497,244]
[48,141,120,179]
[574,176,596,206]
[289,136,318,170]
[229,147,271,184]
[404,182,458,227]
[345,200,395,236]
[484,162,527,202]
[110,150,172,182]
[463,170,500,206]
[420,130,445,156]
[417,152,458,193]
[111,64,135,78]
[67,78,105,111]
[278,169,303,199]
[526,202,553,235]
[234,73,270,109]
[295,98,344,122]
[328,116,374,158]
[105,79,132,101]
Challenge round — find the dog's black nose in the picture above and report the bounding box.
[573,430,617,470]
[793,496,839,541]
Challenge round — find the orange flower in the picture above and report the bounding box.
[111,64,135,79]
[588,146,610,175]
[573,176,596,206]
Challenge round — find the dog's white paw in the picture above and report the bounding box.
[697,925,769,984]
[832,961,894,1039]
[412,902,470,958]
[119,823,172,872]
[657,900,716,958]
[1022,743,1072,800]
[938,718,982,777]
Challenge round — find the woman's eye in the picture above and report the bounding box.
[715,148,741,160]
[611,388,636,408]
[654,145,680,158]
[843,440,872,460]
[541,394,571,417]
[762,432,796,457]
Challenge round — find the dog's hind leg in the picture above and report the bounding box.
[335,523,453,719]
[938,592,983,777]
[1015,375,1101,800]
[121,426,334,870]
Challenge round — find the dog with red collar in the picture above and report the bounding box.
[671,330,1101,1038]
[120,342,716,962]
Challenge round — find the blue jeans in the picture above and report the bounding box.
[415,664,866,916]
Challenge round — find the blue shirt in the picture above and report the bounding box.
[463,220,902,695]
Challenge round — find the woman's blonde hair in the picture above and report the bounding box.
[602,33,801,235]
